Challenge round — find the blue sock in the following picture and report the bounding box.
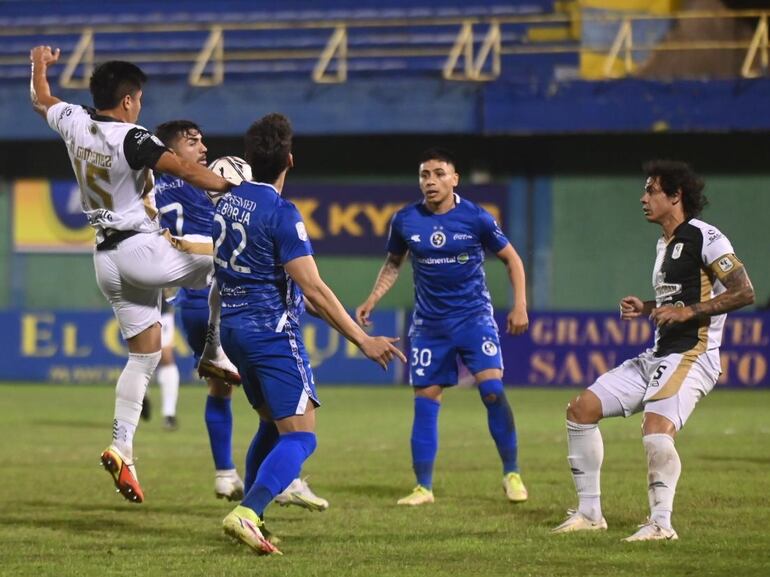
[205,395,234,471]
[411,396,440,489]
[244,420,279,493]
[242,431,317,516]
[478,379,518,474]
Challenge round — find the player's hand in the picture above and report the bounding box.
[355,300,375,327]
[649,304,695,328]
[506,307,529,335]
[359,336,406,370]
[619,295,645,320]
[30,46,61,66]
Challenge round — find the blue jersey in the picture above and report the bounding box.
[154,173,213,308]
[387,194,509,327]
[214,182,313,331]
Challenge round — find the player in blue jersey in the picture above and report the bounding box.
[217,113,406,555]
[154,120,329,510]
[356,148,530,506]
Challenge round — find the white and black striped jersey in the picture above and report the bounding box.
[652,218,743,356]
[46,101,169,245]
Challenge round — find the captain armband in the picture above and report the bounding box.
[708,253,744,282]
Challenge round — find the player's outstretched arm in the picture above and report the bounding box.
[496,244,529,335]
[154,151,230,194]
[30,46,62,118]
[355,252,406,327]
[285,255,406,369]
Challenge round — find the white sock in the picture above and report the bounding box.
[643,433,681,530]
[157,363,180,418]
[566,420,604,522]
[113,351,161,460]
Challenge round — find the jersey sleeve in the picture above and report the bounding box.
[701,226,742,282]
[46,101,81,139]
[123,127,168,170]
[274,203,314,264]
[477,207,510,253]
[385,211,408,255]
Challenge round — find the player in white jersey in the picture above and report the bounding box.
[30,45,238,504]
[552,160,755,541]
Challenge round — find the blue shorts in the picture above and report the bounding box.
[409,316,503,387]
[221,320,319,420]
[179,305,209,363]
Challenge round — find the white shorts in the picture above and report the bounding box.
[589,348,721,430]
[160,311,175,349]
[94,230,212,339]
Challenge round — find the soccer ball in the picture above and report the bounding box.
[207,156,252,203]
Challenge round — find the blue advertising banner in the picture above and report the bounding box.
[13,180,507,255]
[497,311,770,388]
[0,310,404,385]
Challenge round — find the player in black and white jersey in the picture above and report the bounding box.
[30,45,239,504]
[552,160,755,541]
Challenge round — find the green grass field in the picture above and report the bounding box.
[0,384,768,577]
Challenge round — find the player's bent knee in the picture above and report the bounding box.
[478,378,505,406]
[567,392,602,424]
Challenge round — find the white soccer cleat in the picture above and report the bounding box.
[396,485,435,506]
[623,520,679,542]
[215,469,245,502]
[551,509,608,534]
[275,478,329,511]
[198,345,241,385]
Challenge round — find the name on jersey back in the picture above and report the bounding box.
[218,195,256,225]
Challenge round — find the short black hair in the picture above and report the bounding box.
[244,113,292,183]
[89,61,147,110]
[154,120,202,148]
[644,159,708,219]
[419,147,457,170]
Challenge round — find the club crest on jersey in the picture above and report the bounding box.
[430,231,446,247]
[295,222,309,241]
[481,341,498,356]
[671,243,683,259]
[717,256,734,273]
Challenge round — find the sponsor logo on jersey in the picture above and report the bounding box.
[409,234,421,243]
[671,242,683,259]
[717,256,734,273]
[430,230,446,247]
[59,106,73,121]
[482,340,498,356]
[453,233,473,240]
[649,380,660,388]
[674,301,685,308]
[654,272,682,301]
[415,368,425,376]
[133,130,152,146]
[457,253,469,264]
[416,256,457,265]
[707,229,724,245]
[296,222,309,241]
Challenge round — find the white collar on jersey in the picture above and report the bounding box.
[421,192,462,207]
[251,181,280,195]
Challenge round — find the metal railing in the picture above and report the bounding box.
[2,9,768,86]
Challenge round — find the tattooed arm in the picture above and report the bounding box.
[355,252,406,327]
[650,260,755,328]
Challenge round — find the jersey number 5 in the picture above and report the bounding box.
[213,214,251,274]
[74,159,113,211]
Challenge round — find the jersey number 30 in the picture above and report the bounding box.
[213,214,251,274]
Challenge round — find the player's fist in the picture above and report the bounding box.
[30,46,61,66]
[619,295,644,320]
[355,300,375,327]
[506,307,529,335]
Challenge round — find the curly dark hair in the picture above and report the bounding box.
[244,113,292,184]
[89,61,147,110]
[154,120,202,148]
[644,159,708,219]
